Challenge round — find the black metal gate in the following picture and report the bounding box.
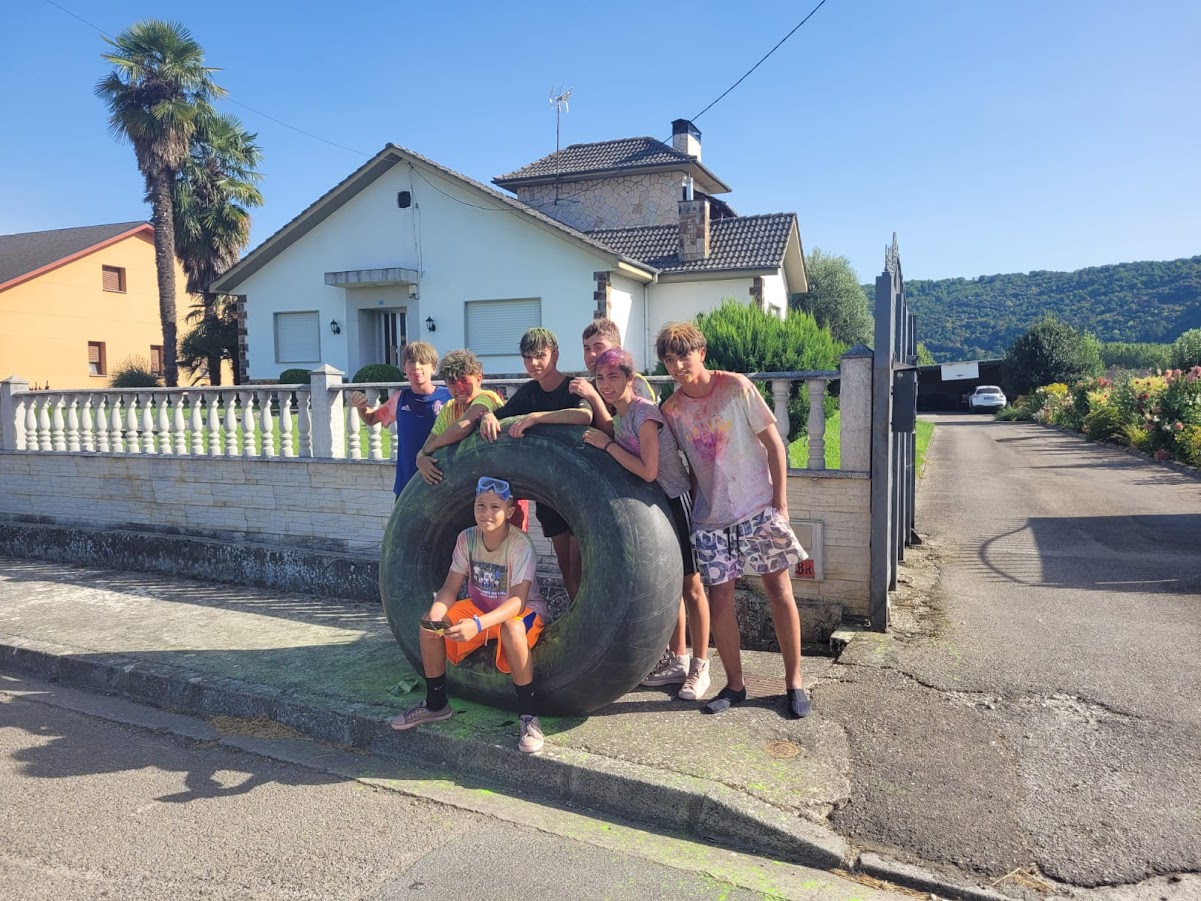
[870,234,918,631]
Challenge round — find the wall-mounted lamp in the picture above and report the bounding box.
[329,319,341,335]
[425,316,436,333]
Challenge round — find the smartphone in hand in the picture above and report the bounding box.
[419,618,448,634]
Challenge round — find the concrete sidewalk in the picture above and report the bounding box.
[0,555,1015,901]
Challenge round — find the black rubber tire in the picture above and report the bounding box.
[380,420,683,716]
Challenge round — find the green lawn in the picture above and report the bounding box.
[787,412,841,469]
[786,412,936,476]
[915,419,934,476]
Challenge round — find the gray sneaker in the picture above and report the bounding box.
[518,714,544,753]
[677,657,711,701]
[390,700,453,731]
[641,651,690,687]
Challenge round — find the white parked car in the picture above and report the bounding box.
[968,385,1007,412]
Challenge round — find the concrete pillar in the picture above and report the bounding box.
[309,365,345,459]
[839,345,873,473]
[0,377,30,451]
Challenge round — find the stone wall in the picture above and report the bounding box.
[515,172,685,231]
[0,451,869,641]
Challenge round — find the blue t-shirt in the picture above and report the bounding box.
[393,386,451,494]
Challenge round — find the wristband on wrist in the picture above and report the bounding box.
[604,440,615,452]
[472,615,483,634]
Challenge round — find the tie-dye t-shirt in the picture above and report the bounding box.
[450,526,546,619]
[660,371,777,529]
[612,396,690,499]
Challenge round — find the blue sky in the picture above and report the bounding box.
[2,0,1198,282]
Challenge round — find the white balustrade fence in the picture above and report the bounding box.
[0,349,872,472]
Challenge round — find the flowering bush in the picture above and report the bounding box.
[1030,384,1071,424]
[1008,367,1200,468]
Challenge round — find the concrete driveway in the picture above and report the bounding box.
[821,415,1201,892]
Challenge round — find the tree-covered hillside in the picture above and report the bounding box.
[897,256,1201,362]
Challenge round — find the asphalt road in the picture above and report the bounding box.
[0,674,907,901]
[822,415,1201,891]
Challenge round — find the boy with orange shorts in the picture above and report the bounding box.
[390,476,547,752]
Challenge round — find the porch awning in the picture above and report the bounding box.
[324,267,419,288]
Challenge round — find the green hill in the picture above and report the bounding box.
[896,255,1201,362]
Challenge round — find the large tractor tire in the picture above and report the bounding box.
[380,421,683,716]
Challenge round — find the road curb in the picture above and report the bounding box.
[1,635,1032,900]
[0,635,848,871]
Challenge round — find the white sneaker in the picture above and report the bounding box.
[641,651,690,687]
[518,714,544,753]
[677,657,711,701]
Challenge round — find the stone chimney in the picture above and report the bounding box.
[671,118,701,161]
[677,177,710,262]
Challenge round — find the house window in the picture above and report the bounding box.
[465,299,541,356]
[88,341,107,376]
[149,345,164,376]
[102,265,126,293]
[274,311,321,363]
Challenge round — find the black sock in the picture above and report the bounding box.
[514,681,536,718]
[426,674,448,712]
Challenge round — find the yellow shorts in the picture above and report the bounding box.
[443,599,543,674]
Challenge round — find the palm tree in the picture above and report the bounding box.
[173,111,263,385]
[96,20,224,387]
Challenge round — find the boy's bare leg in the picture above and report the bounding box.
[500,620,533,686]
[682,573,709,659]
[550,533,581,600]
[419,601,450,678]
[669,601,688,657]
[707,580,743,691]
[759,568,803,689]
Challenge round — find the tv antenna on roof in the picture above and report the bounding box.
[549,86,572,154]
[549,86,573,204]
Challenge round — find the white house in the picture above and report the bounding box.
[211,119,808,381]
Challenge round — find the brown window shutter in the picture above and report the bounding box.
[150,346,163,374]
[88,343,101,364]
[102,266,125,292]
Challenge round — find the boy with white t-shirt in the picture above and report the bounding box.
[656,322,812,719]
[390,476,547,752]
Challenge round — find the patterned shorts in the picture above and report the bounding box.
[691,506,808,587]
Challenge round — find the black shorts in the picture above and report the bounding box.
[535,501,572,540]
[668,492,699,577]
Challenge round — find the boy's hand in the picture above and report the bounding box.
[569,377,600,404]
[348,390,368,411]
[479,411,500,442]
[416,453,443,485]
[508,415,536,438]
[443,618,480,642]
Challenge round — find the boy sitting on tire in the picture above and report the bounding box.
[391,476,547,753]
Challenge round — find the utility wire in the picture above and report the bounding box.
[690,0,830,123]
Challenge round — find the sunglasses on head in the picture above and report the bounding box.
[476,476,512,501]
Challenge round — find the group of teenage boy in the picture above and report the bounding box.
[349,319,811,754]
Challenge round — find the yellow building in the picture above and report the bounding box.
[0,221,199,390]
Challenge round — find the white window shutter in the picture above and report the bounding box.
[466,299,541,355]
[275,312,321,363]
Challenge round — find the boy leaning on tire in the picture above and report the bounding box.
[656,322,814,719]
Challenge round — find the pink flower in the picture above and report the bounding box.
[1175,421,1185,431]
